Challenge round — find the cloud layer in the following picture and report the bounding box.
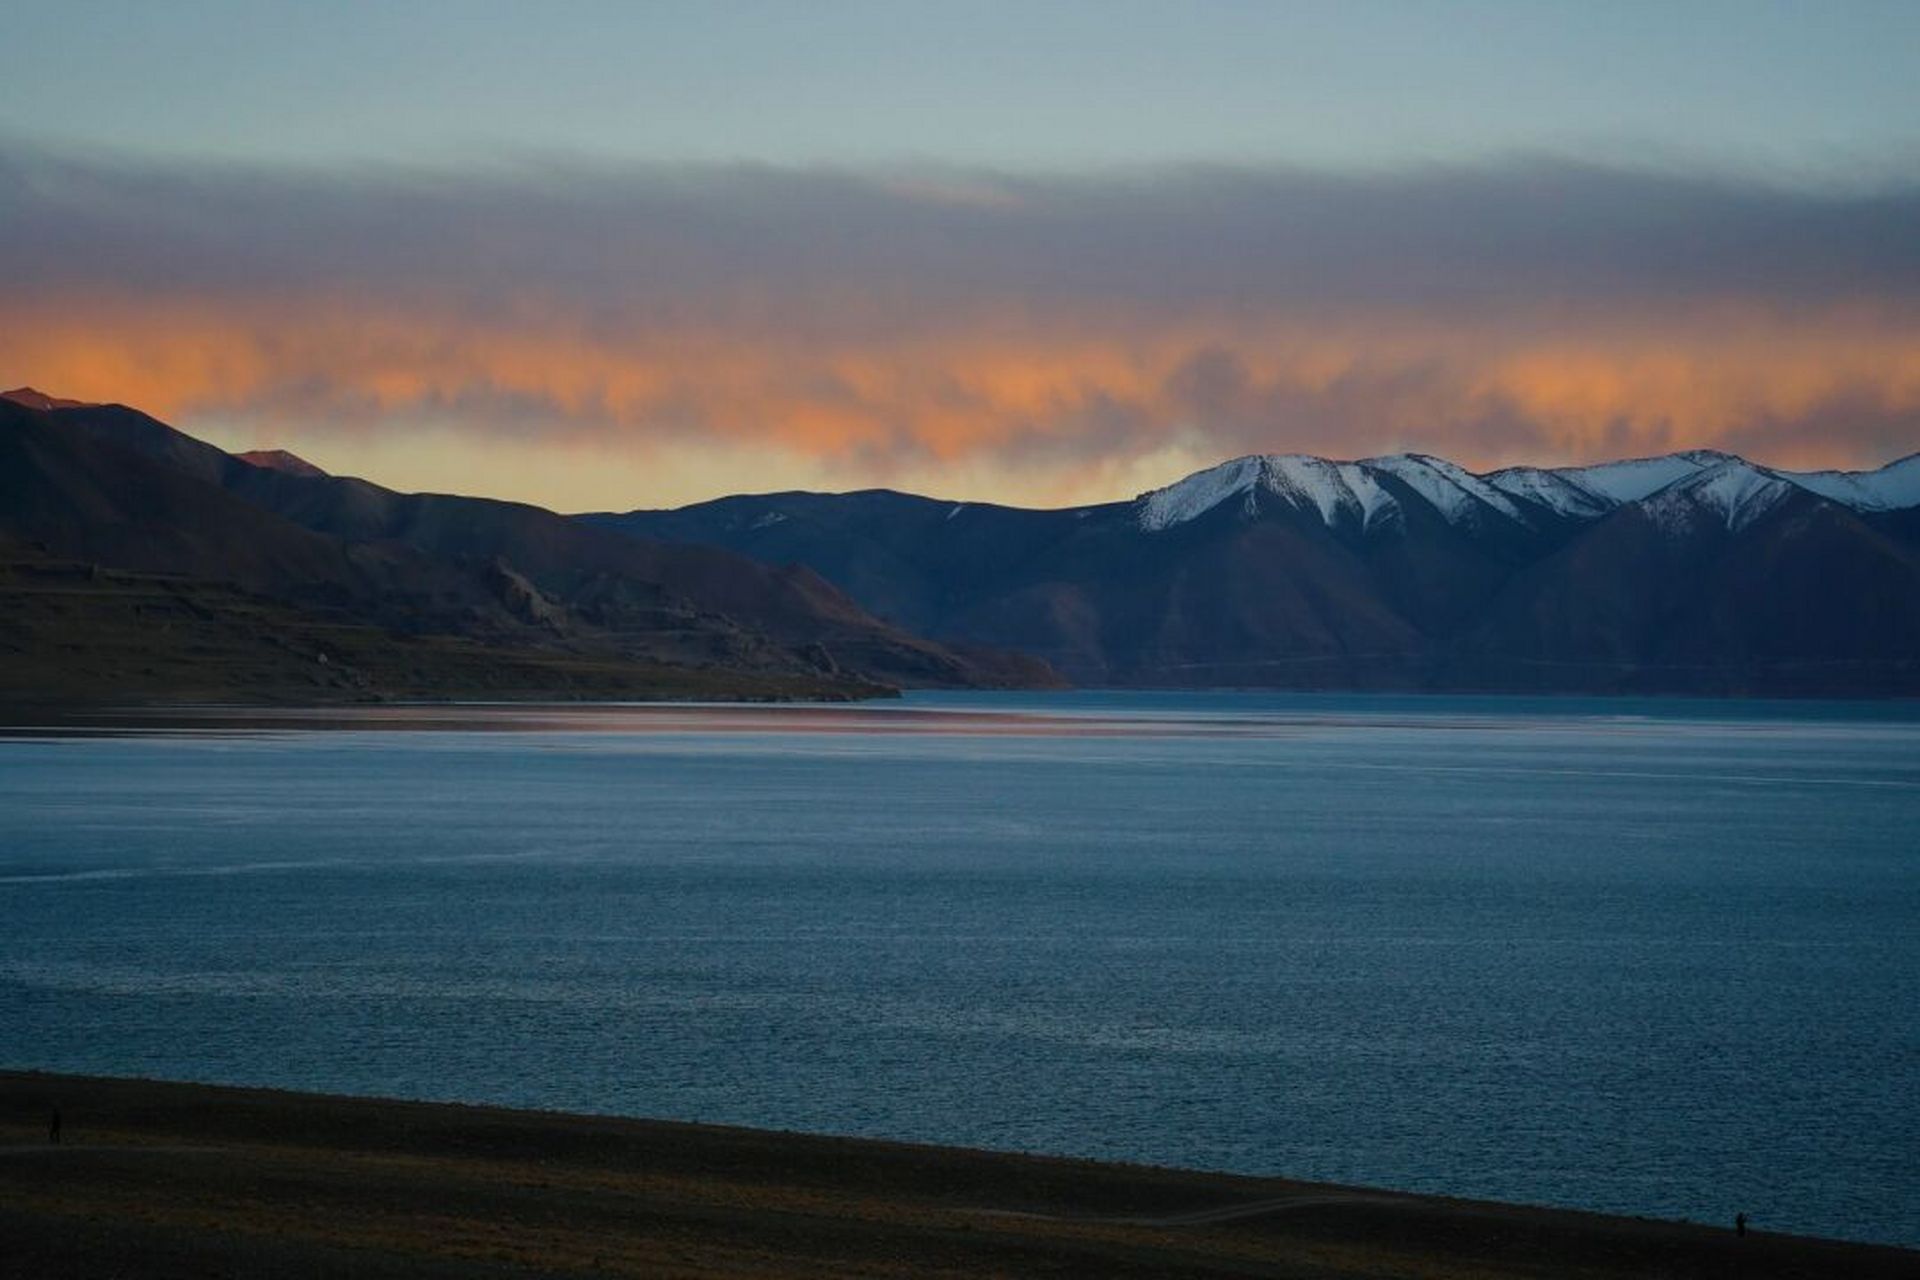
[4,147,1917,507]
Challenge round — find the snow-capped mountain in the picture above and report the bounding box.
[592,445,1920,696]
[1790,453,1920,511]
[1479,465,1614,520]
[1530,450,1736,505]
[1138,451,1534,534]
[1640,460,1799,533]
[1134,447,1917,536]
[1137,455,1397,533]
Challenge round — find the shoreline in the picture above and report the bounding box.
[7,687,1920,737]
[2,1071,1911,1278]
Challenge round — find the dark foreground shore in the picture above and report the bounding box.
[0,1073,1909,1279]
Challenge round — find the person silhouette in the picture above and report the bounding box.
[48,1105,61,1145]
[1735,1211,1747,1237]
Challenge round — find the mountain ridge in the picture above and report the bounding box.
[9,378,1914,698]
[0,393,1060,703]
[589,444,1920,695]
[235,447,329,478]
[1131,447,1917,536]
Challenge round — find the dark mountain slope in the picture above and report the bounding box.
[0,386,92,411]
[591,470,1544,687]
[1456,488,1920,694]
[213,462,1040,688]
[0,539,866,708]
[598,490,1433,685]
[235,448,328,477]
[0,400,899,701]
[604,489,1094,639]
[0,399,505,637]
[593,451,1920,695]
[945,501,1428,686]
[19,398,1052,689]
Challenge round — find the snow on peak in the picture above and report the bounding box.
[1641,460,1796,533]
[1363,453,1528,526]
[1483,466,1613,519]
[1552,451,1728,504]
[1785,453,1920,512]
[1258,455,1399,530]
[1136,454,1398,533]
[1137,456,1266,531]
[1138,450,1552,534]
[1134,445,1916,539]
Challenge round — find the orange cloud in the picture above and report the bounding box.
[6,290,1919,508]
[8,152,1920,506]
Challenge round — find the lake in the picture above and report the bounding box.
[2,692,1915,1246]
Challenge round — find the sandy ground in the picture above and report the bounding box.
[0,1071,1911,1279]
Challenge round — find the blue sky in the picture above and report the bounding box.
[7,1,1917,173]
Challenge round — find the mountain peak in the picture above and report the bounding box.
[2,387,96,411]
[1134,445,1920,539]
[1136,453,1399,533]
[1543,452,1726,505]
[1642,457,1796,532]
[1788,453,1920,512]
[235,448,329,479]
[1362,453,1528,525]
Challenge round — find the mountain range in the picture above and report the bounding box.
[6,383,1916,701]
[0,389,1053,705]
[591,448,1920,695]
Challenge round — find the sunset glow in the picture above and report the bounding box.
[6,286,1917,510]
[3,2,1916,511]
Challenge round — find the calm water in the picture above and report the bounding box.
[2,693,1916,1246]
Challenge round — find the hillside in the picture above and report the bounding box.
[0,542,871,709]
[591,450,1920,695]
[0,391,1055,704]
[4,1072,1912,1280]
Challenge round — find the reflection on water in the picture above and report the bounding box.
[9,688,1920,740]
[1,692,1916,1246]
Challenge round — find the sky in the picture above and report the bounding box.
[3,1,1918,510]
